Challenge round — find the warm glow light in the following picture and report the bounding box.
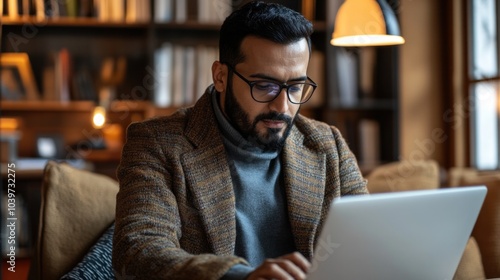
[92,106,106,129]
[331,0,405,47]
[331,35,405,47]
[0,118,20,131]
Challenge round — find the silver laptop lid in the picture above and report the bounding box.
[307,186,487,280]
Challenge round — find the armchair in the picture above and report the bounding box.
[30,160,499,279]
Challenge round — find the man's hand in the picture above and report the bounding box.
[246,252,311,280]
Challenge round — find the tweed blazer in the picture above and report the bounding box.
[113,88,368,279]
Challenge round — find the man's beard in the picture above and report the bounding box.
[224,80,296,151]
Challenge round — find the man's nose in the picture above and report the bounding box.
[269,88,289,113]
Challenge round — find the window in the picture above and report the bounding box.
[469,0,500,170]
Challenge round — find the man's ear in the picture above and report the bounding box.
[212,61,227,93]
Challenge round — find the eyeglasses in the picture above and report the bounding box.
[225,64,317,104]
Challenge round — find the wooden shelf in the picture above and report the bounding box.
[0,101,95,111]
[153,21,221,31]
[2,16,326,34]
[82,148,122,162]
[1,17,221,30]
[0,100,152,113]
[329,99,398,111]
[1,16,150,28]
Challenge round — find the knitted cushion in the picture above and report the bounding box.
[61,224,115,280]
[366,160,440,193]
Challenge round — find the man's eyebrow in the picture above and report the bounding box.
[248,73,308,83]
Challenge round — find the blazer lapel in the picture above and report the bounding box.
[282,128,326,259]
[181,144,236,256]
[181,90,236,256]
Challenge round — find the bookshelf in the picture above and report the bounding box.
[324,46,400,170]
[0,0,401,168]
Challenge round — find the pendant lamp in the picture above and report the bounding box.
[331,0,405,47]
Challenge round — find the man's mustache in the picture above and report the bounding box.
[254,112,293,125]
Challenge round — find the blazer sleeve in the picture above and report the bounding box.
[113,121,246,280]
[331,126,369,196]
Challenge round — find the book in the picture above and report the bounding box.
[335,48,358,106]
[183,46,196,105]
[174,0,186,22]
[172,45,185,106]
[35,0,44,19]
[43,49,71,102]
[154,0,172,22]
[49,0,59,17]
[7,0,18,18]
[195,45,208,99]
[197,0,209,22]
[153,43,174,107]
[137,0,150,22]
[65,0,78,17]
[301,0,315,21]
[57,48,71,102]
[97,0,109,21]
[78,0,93,17]
[207,0,232,23]
[109,0,125,22]
[42,65,56,101]
[195,46,218,99]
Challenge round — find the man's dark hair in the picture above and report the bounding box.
[219,1,314,66]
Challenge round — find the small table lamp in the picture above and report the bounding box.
[331,0,405,47]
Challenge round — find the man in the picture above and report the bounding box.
[113,1,368,279]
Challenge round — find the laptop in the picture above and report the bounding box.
[307,186,487,280]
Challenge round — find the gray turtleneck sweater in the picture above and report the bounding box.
[212,92,296,279]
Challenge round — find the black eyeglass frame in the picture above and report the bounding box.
[224,64,317,104]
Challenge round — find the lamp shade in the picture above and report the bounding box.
[331,0,405,47]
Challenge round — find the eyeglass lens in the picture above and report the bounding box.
[251,81,314,103]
